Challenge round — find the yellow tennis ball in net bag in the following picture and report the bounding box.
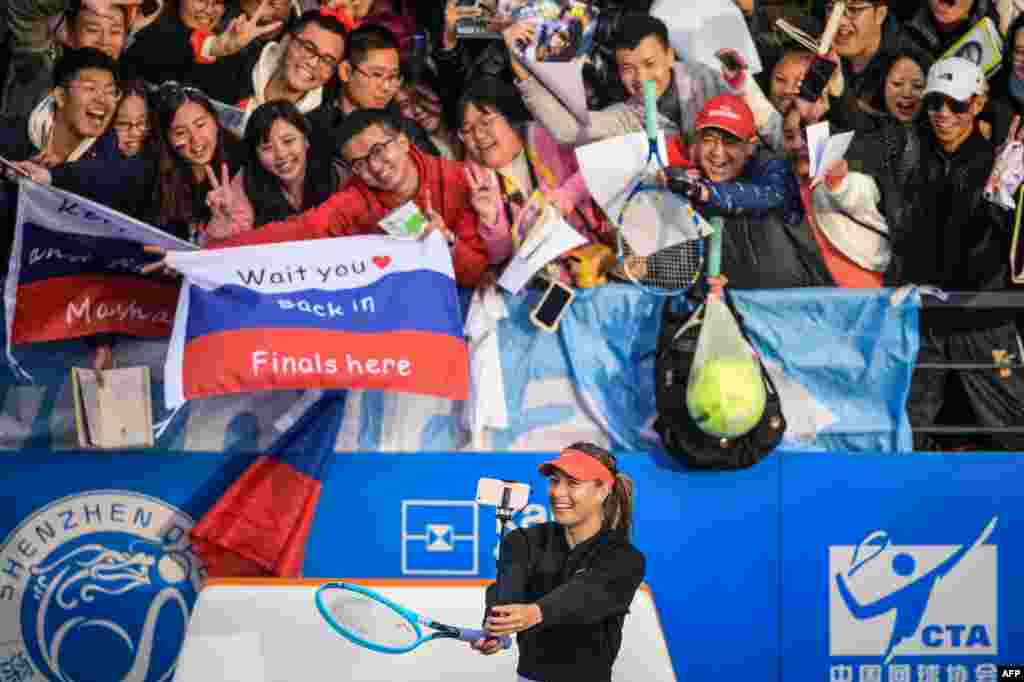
[686,357,768,438]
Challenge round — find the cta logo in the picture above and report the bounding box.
[829,516,998,665]
[0,491,205,681]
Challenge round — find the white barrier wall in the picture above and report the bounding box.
[176,579,677,682]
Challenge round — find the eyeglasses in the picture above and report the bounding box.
[68,81,121,100]
[824,2,877,19]
[459,112,502,140]
[923,93,972,114]
[344,135,398,174]
[114,120,148,133]
[352,64,403,88]
[291,35,341,72]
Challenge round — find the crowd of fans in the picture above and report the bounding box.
[0,0,1022,449]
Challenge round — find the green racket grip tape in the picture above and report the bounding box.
[643,80,658,141]
[707,216,724,278]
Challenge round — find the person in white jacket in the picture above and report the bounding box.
[782,106,891,287]
[235,11,346,120]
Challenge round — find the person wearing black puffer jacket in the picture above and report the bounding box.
[471,443,645,682]
[886,57,1024,450]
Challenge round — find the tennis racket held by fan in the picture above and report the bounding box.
[612,80,707,296]
[315,582,513,655]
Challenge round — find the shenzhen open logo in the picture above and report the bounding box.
[0,491,205,681]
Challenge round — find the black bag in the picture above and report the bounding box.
[653,294,787,470]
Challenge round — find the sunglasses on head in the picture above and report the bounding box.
[150,81,208,114]
[923,92,971,114]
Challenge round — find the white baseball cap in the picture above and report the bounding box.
[924,57,985,102]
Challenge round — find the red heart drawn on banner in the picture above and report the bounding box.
[372,256,391,270]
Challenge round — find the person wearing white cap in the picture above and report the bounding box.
[888,55,1024,450]
[469,442,646,682]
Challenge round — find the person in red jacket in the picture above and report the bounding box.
[158,107,489,287]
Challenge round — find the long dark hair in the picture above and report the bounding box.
[152,83,238,235]
[862,48,933,119]
[993,13,1024,97]
[242,101,340,226]
[565,441,635,539]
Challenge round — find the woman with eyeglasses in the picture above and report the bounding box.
[150,83,243,242]
[112,78,158,158]
[235,11,347,126]
[455,78,615,287]
[123,0,284,104]
[226,101,342,229]
[394,67,463,160]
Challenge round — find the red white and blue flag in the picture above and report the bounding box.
[3,181,195,374]
[164,233,470,407]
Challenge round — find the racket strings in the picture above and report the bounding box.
[615,186,705,294]
[329,590,418,648]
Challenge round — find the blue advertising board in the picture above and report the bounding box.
[0,450,1020,682]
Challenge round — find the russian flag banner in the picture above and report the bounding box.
[164,232,470,407]
[3,181,195,349]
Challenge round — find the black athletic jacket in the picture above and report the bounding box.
[485,523,645,682]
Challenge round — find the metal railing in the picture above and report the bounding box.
[912,291,1024,437]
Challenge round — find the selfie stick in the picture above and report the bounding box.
[494,486,516,606]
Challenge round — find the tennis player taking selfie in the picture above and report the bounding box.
[471,442,646,682]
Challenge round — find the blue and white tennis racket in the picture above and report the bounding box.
[315,582,513,655]
[614,80,708,297]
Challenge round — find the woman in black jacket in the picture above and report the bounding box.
[473,442,646,682]
[238,100,342,227]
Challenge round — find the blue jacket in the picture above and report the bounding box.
[703,155,804,227]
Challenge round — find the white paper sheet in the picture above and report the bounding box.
[815,131,855,183]
[806,121,855,182]
[806,121,830,180]
[498,207,588,294]
[651,0,763,76]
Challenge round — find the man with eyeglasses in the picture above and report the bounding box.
[886,57,1024,450]
[234,11,346,125]
[310,23,439,157]
[195,108,489,287]
[1,49,155,271]
[829,0,917,106]
[902,0,999,60]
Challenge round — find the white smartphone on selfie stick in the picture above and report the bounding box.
[477,478,530,510]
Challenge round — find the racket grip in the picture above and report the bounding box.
[643,80,658,141]
[707,217,724,278]
[459,628,513,649]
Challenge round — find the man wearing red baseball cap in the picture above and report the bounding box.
[664,94,803,229]
[469,442,646,682]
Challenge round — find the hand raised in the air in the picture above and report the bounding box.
[202,162,253,240]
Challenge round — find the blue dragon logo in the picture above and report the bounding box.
[20,532,200,682]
